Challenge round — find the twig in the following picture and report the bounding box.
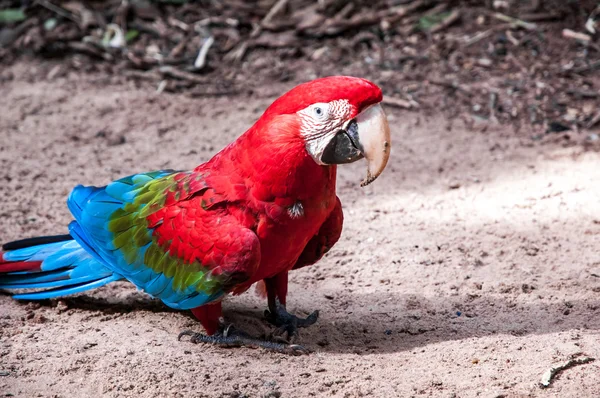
[67,42,113,60]
[193,36,214,70]
[384,96,419,109]
[168,17,190,32]
[562,29,591,42]
[224,41,249,63]
[335,3,355,20]
[463,24,511,47]
[126,52,159,69]
[121,69,162,81]
[422,3,448,17]
[506,30,520,46]
[156,80,167,94]
[540,357,595,388]
[250,31,298,48]
[519,12,563,22]
[569,60,600,75]
[159,66,208,84]
[128,21,162,38]
[489,92,498,123]
[197,17,239,28]
[36,0,79,23]
[566,88,600,99]
[188,87,240,98]
[317,0,344,11]
[386,0,434,24]
[586,111,600,129]
[491,12,537,31]
[527,0,541,12]
[168,37,188,59]
[429,9,461,34]
[261,0,289,28]
[429,79,472,95]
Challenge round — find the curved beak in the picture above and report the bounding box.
[320,103,391,186]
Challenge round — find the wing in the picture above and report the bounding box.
[67,170,260,310]
[292,196,343,270]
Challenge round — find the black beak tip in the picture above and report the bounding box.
[321,121,364,165]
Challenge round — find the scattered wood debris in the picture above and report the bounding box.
[540,357,596,388]
[1,0,600,136]
[384,96,419,109]
[563,29,592,42]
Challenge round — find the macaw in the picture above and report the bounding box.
[0,76,390,353]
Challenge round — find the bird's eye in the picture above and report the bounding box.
[313,105,327,119]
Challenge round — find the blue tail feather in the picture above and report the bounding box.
[12,274,122,300]
[2,243,60,262]
[0,237,121,300]
[0,269,73,285]
[2,274,109,290]
[40,241,86,271]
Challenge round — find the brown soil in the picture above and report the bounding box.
[1,62,600,397]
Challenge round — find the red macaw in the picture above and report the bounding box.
[0,76,390,353]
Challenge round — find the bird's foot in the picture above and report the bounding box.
[264,299,319,343]
[178,324,309,355]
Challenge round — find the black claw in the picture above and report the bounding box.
[265,300,320,342]
[298,310,319,327]
[178,330,196,341]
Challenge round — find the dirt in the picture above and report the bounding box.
[1,62,600,397]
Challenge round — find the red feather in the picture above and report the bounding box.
[0,259,42,273]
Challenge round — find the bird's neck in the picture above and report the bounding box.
[201,115,337,203]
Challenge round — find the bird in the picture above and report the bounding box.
[0,76,391,354]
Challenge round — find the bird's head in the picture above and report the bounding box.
[260,76,391,186]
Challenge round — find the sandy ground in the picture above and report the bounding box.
[1,63,599,398]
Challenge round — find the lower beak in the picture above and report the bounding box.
[321,103,391,186]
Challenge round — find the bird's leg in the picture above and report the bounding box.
[178,323,309,355]
[263,273,320,343]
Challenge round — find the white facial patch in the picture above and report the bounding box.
[298,99,354,165]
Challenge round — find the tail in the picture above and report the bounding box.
[0,234,121,300]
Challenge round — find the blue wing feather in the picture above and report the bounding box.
[66,170,221,310]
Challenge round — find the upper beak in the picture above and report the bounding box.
[320,103,391,186]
